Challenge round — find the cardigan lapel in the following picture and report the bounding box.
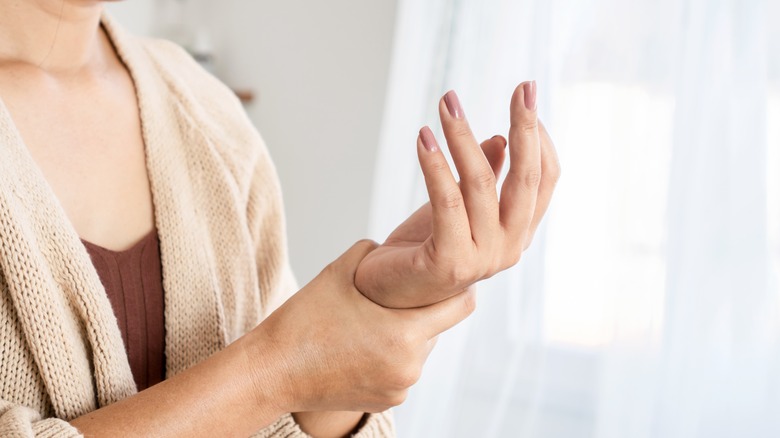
[0,12,229,418]
[0,100,136,417]
[101,14,228,376]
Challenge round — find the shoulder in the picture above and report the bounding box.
[130,35,277,195]
[139,37,260,154]
[103,14,262,162]
[140,38,242,116]
[102,13,250,134]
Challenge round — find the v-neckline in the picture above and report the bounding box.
[0,12,230,401]
[82,228,158,257]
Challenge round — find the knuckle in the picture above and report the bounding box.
[451,124,473,138]
[469,170,497,193]
[487,257,504,276]
[437,189,464,210]
[429,158,451,175]
[550,161,562,183]
[523,234,534,251]
[388,330,417,353]
[523,167,542,188]
[539,123,561,184]
[543,153,561,185]
[498,239,524,270]
[461,289,477,316]
[387,389,409,407]
[443,263,476,287]
[505,250,522,268]
[383,363,418,393]
[394,366,421,389]
[513,118,539,135]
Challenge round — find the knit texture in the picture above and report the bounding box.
[0,12,394,438]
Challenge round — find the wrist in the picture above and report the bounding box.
[239,322,301,415]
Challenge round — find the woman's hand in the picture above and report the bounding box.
[69,240,473,437]
[355,82,560,309]
[245,240,476,414]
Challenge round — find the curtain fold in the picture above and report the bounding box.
[657,1,777,436]
[370,0,780,436]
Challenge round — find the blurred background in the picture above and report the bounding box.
[109,0,779,437]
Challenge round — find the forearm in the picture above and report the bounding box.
[70,335,284,437]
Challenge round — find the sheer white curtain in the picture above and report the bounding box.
[368,0,780,436]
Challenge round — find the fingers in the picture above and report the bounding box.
[481,135,508,178]
[526,120,561,247]
[499,81,542,243]
[386,134,507,248]
[410,285,477,339]
[417,127,470,253]
[387,203,433,244]
[439,91,500,247]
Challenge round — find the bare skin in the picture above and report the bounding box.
[355,87,561,309]
[0,1,559,437]
[0,0,153,251]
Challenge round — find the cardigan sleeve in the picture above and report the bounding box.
[0,400,81,438]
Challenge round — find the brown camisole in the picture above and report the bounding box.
[82,230,166,391]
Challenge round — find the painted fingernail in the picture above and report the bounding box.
[523,81,537,111]
[444,90,464,119]
[420,126,438,152]
[491,135,508,148]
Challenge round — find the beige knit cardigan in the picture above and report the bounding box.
[0,13,393,438]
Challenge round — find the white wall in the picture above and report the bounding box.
[105,0,155,36]
[107,0,398,284]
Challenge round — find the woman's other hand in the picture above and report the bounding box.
[355,81,560,308]
[244,240,476,414]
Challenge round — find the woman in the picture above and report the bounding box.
[0,1,559,437]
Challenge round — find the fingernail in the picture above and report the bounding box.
[420,126,438,152]
[491,135,508,148]
[523,81,537,111]
[444,90,464,119]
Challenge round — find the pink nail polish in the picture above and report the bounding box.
[419,126,438,152]
[523,81,537,111]
[444,90,464,119]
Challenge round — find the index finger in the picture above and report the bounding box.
[417,126,471,254]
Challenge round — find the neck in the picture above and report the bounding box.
[0,0,106,73]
